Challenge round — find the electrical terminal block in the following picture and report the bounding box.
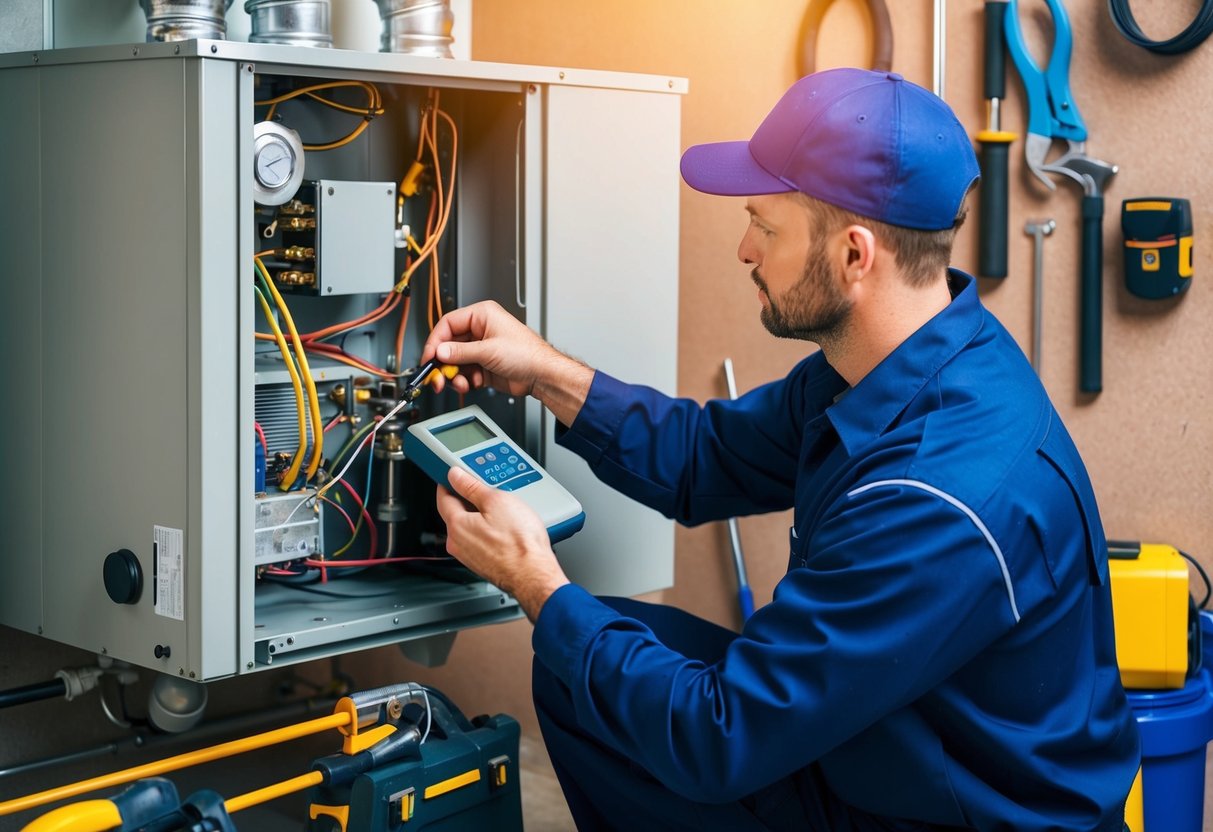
[282,245,315,261]
[275,270,316,287]
[279,199,315,216]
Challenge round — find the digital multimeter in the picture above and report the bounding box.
[404,404,586,543]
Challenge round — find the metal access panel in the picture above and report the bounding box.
[0,40,685,681]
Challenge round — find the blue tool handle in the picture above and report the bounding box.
[1079,194,1104,393]
[738,587,755,623]
[1004,0,1086,140]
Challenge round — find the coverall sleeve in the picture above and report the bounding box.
[532,481,1030,803]
[556,366,832,525]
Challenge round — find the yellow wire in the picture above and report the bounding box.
[256,81,382,151]
[256,258,324,482]
[255,289,308,491]
[393,96,459,297]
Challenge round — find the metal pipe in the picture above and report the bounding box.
[246,0,333,48]
[373,0,454,57]
[933,0,947,99]
[139,0,235,42]
[0,678,67,710]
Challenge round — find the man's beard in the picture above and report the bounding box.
[752,241,852,342]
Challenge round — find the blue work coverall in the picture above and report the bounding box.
[532,271,1140,831]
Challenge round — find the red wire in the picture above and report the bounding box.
[319,495,356,538]
[336,478,378,558]
[304,557,448,568]
[254,422,269,455]
[323,414,346,433]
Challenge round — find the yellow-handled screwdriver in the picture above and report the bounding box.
[402,360,459,400]
[976,0,1017,278]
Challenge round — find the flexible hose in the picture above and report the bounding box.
[0,679,66,710]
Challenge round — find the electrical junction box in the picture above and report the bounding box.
[0,41,684,681]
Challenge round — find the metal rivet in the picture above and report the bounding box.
[179,667,185,675]
[393,617,399,624]
[37,626,43,634]
[188,671,196,679]
[327,186,335,195]
[286,637,294,645]
[668,79,674,88]
[101,647,108,654]
[559,71,565,79]
[247,662,254,669]
[32,54,39,63]
[527,84,537,94]
[174,45,180,54]
[211,45,218,54]
[132,47,139,56]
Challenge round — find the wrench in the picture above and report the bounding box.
[1024,218,1055,375]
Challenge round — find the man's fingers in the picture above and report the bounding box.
[446,467,492,510]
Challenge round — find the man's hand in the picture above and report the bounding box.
[421,301,594,427]
[436,467,570,622]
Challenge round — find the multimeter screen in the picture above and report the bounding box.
[431,417,496,452]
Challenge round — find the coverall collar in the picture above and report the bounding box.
[825,269,984,455]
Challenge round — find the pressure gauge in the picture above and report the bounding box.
[252,121,305,206]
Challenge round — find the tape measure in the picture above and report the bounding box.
[1121,197,1193,299]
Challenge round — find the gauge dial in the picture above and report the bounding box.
[252,121,305,206]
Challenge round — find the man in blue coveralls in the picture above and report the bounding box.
[421,68,1139,830]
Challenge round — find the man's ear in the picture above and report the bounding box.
[840,224,877,285]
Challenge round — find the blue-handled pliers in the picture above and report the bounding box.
[1004,0,1115,195]
[1004,0,1118,394]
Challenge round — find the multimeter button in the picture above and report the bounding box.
[486,452,496,461]
[475,456,486,465]
[517,462,527,470]
[499,445,510,454]
[508,455,518,463]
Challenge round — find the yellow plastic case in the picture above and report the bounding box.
[1108,542,1190,690]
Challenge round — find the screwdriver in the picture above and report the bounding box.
[976,0,1017,278]
[402,360,459,400]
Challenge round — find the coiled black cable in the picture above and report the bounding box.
[1108,0,1213,55]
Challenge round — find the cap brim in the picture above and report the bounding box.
[680,141,794,197]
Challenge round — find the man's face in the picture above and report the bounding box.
[738,194,852,342]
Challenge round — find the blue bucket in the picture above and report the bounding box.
[1125,612,1213,832]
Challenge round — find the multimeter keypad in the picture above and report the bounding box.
[462,443,542,490]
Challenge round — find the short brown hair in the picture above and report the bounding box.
[794,192,968,288]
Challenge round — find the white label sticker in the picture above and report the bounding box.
[154,525,185,621]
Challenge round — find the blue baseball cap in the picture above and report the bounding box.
[680,68,979,231]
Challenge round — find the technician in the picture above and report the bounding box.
[422,68,1139,830]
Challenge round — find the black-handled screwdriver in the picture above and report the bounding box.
[976,1,1016,278]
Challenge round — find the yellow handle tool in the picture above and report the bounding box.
[0,711,351,818]
[20,800,121,832]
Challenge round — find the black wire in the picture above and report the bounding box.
[1179,549,1212,609]
[1108,0,1213,54]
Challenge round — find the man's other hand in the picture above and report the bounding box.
[437,466,571,622]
